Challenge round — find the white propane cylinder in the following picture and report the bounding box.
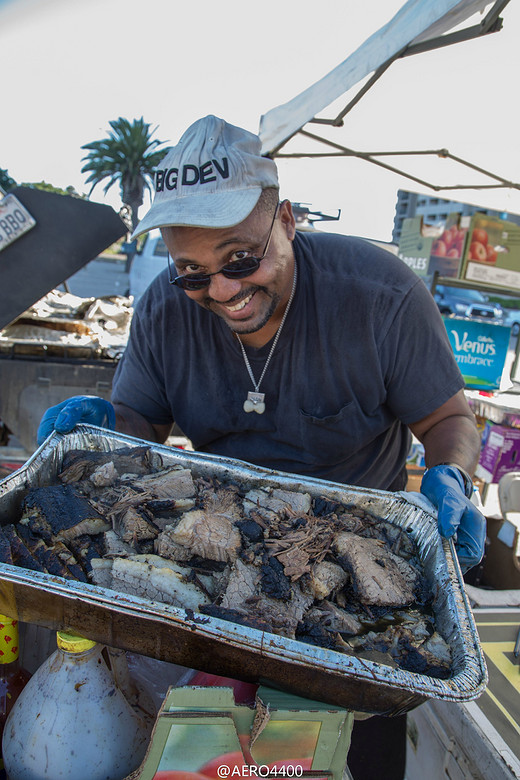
[2,631,149,780]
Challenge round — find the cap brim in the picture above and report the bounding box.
[131,187,263,239]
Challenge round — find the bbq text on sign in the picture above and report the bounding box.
[0,195,36,251]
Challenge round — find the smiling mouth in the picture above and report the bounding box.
[224,292,255,312]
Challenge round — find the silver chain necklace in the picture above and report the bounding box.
[238,263,298,414]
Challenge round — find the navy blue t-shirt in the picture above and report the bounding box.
[112,232,464,491]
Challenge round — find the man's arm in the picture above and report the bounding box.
[113,401,172,444]
[409,389,480,475]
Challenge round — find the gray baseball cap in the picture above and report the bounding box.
[131,115,279,238]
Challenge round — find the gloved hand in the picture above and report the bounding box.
[37,395,116,445]
[421,464,486,573]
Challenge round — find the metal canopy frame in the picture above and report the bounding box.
[268,0,519,193]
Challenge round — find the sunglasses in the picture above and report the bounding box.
[169,202,280,291]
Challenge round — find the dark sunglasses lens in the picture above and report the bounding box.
[221,257,260,278]
[174,256,260,290]
[175,275,211,290]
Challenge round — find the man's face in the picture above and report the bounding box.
[161,199,296,338]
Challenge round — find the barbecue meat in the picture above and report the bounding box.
[221,559,313,638]
[165,510,241,564]
[307,560,349,600]
[199,485,243,520]
[59,446,159,483]
[90,554,211,610]
[334,531,417,607]
[7,446,452,678]
[305,601,362,635]
[128,467,196,500]
[20,484,110,542]
[243,487,311,520]
[0,528,13,566]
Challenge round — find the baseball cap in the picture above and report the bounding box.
[131,115,279,238]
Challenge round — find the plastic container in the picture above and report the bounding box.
[2,631,150,780]
[0,616,30,780]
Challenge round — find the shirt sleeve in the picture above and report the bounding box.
[380,277,465,425]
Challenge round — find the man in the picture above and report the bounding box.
[38,115,485,779]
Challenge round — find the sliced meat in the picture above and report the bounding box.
[50,541,88,582]
[307,560,348,600]
[146,498,196,528]
[103,530,135,558]
[154,526,192,562]
[243,487,311,517]
[167,510,241,563]
[334,531,417,607]
[129,467,196,500]
[68,533,106,574]
[304,601,362,635]
[0,528,13,566]
[20,485,110,542]
[89,558,113,588]
[91,555,211,610]
[89,461,119,487]
[127,554,217,599]
[60,446,158,483]
[199,486,243,520]
[2,525,46,573]
[220,560,260,610]
[112,506,159,544]
[221,560,313,638]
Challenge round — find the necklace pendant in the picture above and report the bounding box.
[243,392,265,414]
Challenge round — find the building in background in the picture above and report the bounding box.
[392,190,520,244]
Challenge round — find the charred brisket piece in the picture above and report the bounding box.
[260,554,291,599]
[60,446,158,483]
[236,518,264,544]
[334,532,418,607]
[20,484,110,542]
[68,533,106,575]
[221,560,313,638]
[305,602,362,636]
[0,528,13,566]
[2,525,46,573]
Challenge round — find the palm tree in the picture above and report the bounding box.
[81,117,168,233]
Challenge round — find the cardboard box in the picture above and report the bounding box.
[398,214,468,279]
[442,317,510,391]
[461,213,520,290]
[399,211,520,291]
[128,686,354,780]
[475,421,520,483]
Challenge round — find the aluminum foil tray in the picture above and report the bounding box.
[0,425,487,715]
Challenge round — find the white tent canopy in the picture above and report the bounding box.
[259,0,517,192]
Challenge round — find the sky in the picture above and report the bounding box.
[1,0,519,243]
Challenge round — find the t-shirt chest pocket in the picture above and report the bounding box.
[297,400,369,465]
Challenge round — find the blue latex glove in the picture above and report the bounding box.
[37,395,116,445]
[421,464,486,573]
